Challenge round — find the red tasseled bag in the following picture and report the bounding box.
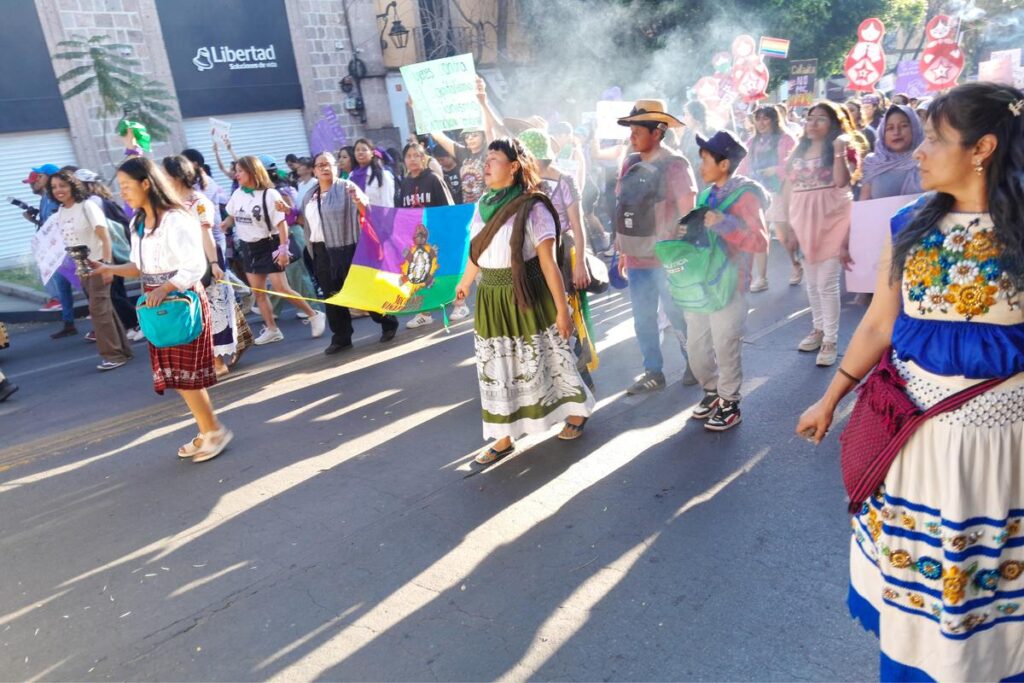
[839,348,1003,514]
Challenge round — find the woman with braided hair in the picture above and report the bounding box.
[455,138,594,465]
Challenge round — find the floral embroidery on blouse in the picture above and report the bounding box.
[903,217,1018,320]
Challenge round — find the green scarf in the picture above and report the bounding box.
[241,186,256,195]
[478,185,523,223]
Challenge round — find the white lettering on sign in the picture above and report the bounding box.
[193,45,278,72]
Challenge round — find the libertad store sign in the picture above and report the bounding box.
[155,0,303,117]
[192,45,279,72]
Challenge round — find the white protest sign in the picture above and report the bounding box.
[595,101,634,141]
[31,214,67,285]
[209,117,232,144]
[846,194,922,293]
[400,53,483,133]
[991,48,1022,66]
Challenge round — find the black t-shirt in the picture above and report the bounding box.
[443,168,463,204]
[398,171,453,208]
[454,145,486,204]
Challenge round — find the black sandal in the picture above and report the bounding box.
[558,417,589,441]
[474,443,515,465]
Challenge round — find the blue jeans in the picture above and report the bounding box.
[628,267,687,374]
[46,272,75,323]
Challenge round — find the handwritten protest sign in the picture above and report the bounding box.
[846,194,922,293]
[594,101,633,141]
[401,53,483,133]
[31,215,68,285]
[209,117,231,144]
[31,214,82,289]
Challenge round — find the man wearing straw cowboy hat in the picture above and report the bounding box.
[615,99,698,394]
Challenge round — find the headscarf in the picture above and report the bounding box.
[862,104,923,195]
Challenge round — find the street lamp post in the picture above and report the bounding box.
[377,1,411,51]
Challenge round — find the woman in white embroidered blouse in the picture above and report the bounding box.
[92,157,232,464]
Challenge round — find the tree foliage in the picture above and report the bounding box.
[53,34,176,142]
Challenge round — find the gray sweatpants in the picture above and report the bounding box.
[684,292,748,402]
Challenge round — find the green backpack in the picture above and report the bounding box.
[655,186,747,314]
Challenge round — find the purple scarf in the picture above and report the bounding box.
[349,164,369,191]
[862,104,923,195]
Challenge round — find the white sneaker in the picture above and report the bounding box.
[250,304,261,316]
[406,312,434,329]
[816,342,838,367]
[296,310,309,319]
[449,304,471,321]
[254,327,284,345]
[749,278,768,293]
[309,312,326,338]
[798,329,824,352]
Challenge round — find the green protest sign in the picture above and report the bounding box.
[400,53,483,133]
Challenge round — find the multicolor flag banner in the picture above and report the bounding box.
[759,36,790,59]
[325,203,476,315]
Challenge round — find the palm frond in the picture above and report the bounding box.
[53,50,91,61]
[56,64,95,83]
[61,76,97,99]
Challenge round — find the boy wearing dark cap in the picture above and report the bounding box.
[683,130,769,431]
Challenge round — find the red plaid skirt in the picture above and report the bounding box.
[145,285,218,395]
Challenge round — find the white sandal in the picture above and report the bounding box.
[178,435,204,458]
[191,427,234,463]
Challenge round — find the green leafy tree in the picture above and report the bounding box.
[53,34,176,142]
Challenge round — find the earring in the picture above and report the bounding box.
[974,161,984,176]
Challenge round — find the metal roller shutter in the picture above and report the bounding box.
[182,109,310,191]
[0,130,77,266]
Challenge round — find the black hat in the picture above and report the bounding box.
[696,130,748,164]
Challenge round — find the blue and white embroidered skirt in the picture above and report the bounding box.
[849,357,1024,681]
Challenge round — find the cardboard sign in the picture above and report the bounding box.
[991,48,1022,67]
[594,100,634,141]
[979,55,1016,85]
[894,61,929,98]
[31,214,68,285]
[920,15,964,91]
[209,117,231,144]
[846,194,923,293]
[845,18,886,92]
[400,53,483,133]
[787,59,818,107]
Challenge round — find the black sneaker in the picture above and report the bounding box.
[705,399,741,431]
[692,393,720,420]
[626,371,666,395]
[0,379,19,402]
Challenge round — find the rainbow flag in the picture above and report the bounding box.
[759,36,790,59]
[325,203,476,315]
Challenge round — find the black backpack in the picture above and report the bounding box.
[615,154,667,238]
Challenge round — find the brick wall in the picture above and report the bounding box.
[286,0,396,150]
[36,0,186,180]
[34,0,398,178]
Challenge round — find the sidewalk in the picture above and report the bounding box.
[0,279,135,323]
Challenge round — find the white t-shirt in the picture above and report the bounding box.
[57,201,107,259]
[225,188,286,243]
[183,192,216,231]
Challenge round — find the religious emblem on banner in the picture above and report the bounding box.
[920,15,964,92]
[730,35,769,103]
[844,18,886,92]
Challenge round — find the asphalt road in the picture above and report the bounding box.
[0,249,879,681]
